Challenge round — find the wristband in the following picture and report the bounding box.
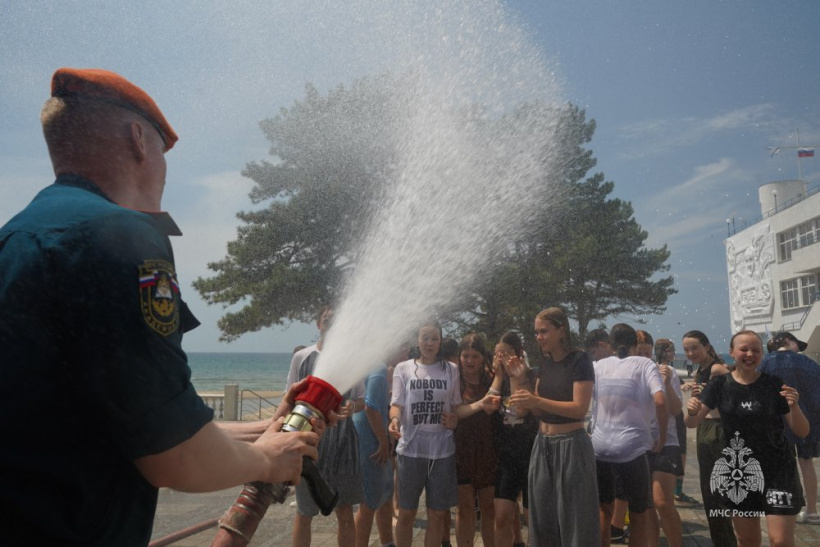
[488,388,501,396]
[390,416,400,424]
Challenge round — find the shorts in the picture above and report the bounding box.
[597,454,654,513]
[397,454,457,511]
[647,446,684,476]
[360,454,394,510]
[794,440,820,460]
[296,472,363,517]
[495,449,530,509]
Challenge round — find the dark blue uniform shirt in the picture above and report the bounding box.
[760,350,820,445]
[0,175,213,545]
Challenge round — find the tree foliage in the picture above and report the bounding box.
[194,75,676,345]
[193,76,404,339]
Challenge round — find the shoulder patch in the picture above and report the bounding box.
[139,259,180,336]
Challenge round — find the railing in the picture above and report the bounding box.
[239,389,280,420]
[728,181,820,237]
[196,386,282,421]
[199,393,225,419]
[780,292,820,331]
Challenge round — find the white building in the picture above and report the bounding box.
[725,179,819,360]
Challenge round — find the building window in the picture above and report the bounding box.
[798,220,817,248]
[778,218,820,262]
[781,279,800,309]
[801,274,818,306]
[779,228,798,262]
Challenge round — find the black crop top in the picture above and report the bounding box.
[536,350,595,424]
[695,361,721,385]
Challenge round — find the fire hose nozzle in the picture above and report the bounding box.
[212,375,343,546]
[280,375,342,516]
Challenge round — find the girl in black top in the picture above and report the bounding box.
[510,307,599,546]
[489,331,537,547]
[686,330,808,546]
[682,329,738,547]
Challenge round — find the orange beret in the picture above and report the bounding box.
[51,68,178,151]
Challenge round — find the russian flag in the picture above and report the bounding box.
[140,272,157,288]
[798,147,815,157]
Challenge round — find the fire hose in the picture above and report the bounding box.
[211,376,341,546]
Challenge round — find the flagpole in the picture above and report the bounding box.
[767,131,818,180]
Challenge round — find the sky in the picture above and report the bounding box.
[2,1,819,354]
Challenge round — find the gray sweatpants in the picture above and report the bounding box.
[528,429,600,547]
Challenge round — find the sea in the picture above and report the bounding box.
[187,352,736,394]
[187,352,292,394]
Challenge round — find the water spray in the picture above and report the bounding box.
[211,376,341,546]
[208,2,566,543]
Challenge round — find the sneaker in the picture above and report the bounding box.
[674,492,699,505]
[797,511,820,524]
[610,525,626,544]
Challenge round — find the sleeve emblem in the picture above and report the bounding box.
[139,259,180,336]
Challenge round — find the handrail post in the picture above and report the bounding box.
[224,384,239,421]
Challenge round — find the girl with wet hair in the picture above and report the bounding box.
[592,324,667,546]
[655,338,698,506]
[681,329,737,546]
[389,323,499,547]
[645,336,685,547]
[453,333,499,547]
[489,331,537,547]
[686,330,808,547]
[441,337,460,365]
[636,329,654,359]
[654,338,674,364]
[611,328,669,544]
[509,307,599,545]
[610,323,638,358]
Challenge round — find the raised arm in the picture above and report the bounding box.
[218,418,274,443]
[683,395,712,428]
[509,379,593,421]
[135,419,319,493]
[454,393,501,419]
[781,384,810,438]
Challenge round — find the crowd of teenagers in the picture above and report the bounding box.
[288,306,817,547]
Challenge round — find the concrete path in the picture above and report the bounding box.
[151,403,820,545]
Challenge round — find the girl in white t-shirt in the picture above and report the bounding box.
[389,323,499,547]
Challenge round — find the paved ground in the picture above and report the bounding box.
[151,395,820,546]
